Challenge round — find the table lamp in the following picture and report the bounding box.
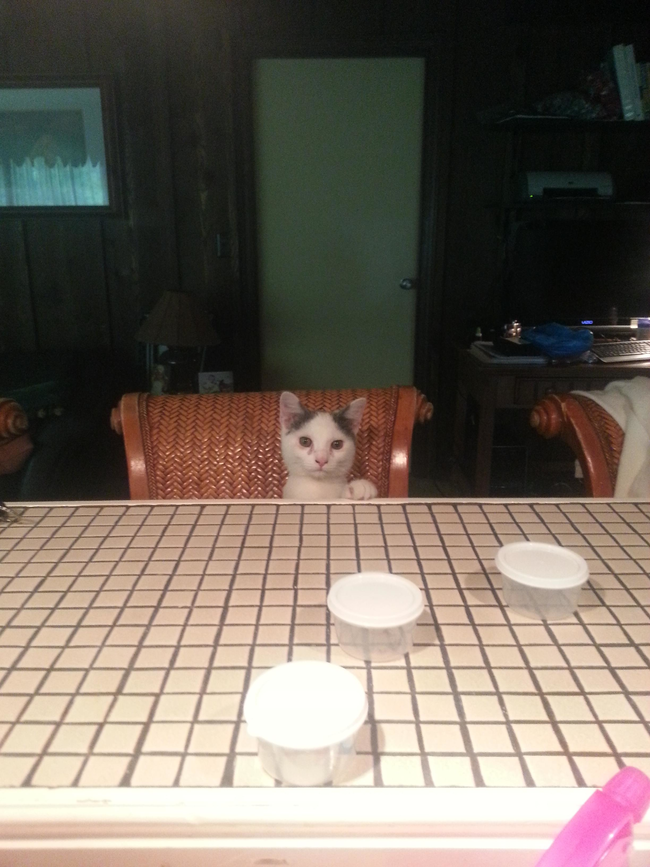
[135,291,220,393]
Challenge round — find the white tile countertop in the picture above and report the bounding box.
[0,497,648,866]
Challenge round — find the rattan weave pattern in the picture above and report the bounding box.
[574,395,625,491]
[139,388,399,499]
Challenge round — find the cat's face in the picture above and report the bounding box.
[279,392,366,481]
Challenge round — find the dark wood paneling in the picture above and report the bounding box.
[84,0,180,311]
[0,0,189,375]
[433,6,518,468]
[25,218,110,350]
[233,0,455,43]
[102,218,141,367]
[0,220,36,352]
[0,0,89,75]
[164,0,233,315]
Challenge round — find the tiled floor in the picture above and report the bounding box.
[0,499,648,789]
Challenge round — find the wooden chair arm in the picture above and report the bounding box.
[0,399,33,475]
[530,393,622,497]
[388,387,434,497]
[416,392,434,424]
[0,398,29,441]
[110,393,150,499]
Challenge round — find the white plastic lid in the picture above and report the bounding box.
[243,661,368,750]
[327,571,424,628]
[495,541,589,590]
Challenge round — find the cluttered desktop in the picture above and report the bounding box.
[471,318,650,366]
[456,321,650,497]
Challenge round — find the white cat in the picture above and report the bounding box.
[279,391,378,500]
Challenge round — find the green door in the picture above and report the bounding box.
[254,57,424,390]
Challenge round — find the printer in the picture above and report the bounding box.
[517,171,614,201]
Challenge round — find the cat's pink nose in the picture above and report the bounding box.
[315,456,328,468]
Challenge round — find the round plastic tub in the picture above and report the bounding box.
[327,571,425,662]
[243,660,367,786]
[495,541,589,621]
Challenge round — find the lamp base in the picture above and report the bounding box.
[157,347,200,394]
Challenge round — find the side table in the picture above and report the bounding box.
[453,347,650,495]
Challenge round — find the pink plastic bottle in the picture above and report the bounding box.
[536,767,650,867]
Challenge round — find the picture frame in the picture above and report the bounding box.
[0,76,121,213]
[198,371,234,394]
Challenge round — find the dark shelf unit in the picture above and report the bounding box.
[482,113,650,200]
[483,117,650,130]
[489,199,650,219]
[483,112,650,327]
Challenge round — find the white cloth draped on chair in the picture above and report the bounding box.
[573,376,650,498]
[0,156,107,206]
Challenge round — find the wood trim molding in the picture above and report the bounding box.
[111,392,151,499]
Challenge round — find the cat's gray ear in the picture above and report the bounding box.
[340,397,366,435]
[279,391,304,432]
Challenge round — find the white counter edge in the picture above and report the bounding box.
[10,497,649,507]
[0,787,647,843]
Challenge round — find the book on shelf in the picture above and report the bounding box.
[637,60,650,119]
[608,43,644,120]
[624,44,645,120]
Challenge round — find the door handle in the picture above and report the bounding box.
[400,278,418,290]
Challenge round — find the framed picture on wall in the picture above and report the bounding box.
[0,76,121,213]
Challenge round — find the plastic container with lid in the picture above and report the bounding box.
[243,660,368,786]
[495,541,589,621]
[327,571,425,661]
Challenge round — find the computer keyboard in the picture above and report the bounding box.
[591,340,650,363]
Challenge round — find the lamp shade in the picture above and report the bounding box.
[135,291,220,347]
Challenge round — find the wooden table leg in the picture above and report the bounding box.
[452,383,468,466]
[474,386,496,496]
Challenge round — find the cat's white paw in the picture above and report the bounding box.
[346,479,378,500]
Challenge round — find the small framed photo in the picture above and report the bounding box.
[0,76,121,212]
[198,371,234,394]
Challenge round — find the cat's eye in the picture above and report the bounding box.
[331,440,344,450]
[299,436,312,448]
